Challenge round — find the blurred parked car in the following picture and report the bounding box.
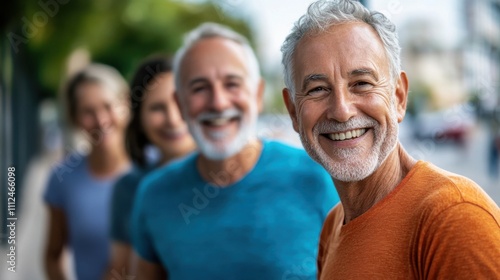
[413,104,476,144]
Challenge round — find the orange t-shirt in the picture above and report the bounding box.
[318,161,500,279]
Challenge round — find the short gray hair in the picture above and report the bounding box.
[281,0,401,100]
[173,22,260,94]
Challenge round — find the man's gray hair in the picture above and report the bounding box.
[173,22,260,94]
[281,0,401,100]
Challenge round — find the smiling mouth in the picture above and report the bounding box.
[323,128,368,141]
[202,116,240,127]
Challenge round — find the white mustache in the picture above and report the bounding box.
[313,117,377,134]
[197,108,242,122]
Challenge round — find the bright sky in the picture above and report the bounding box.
[242,0,318,70]
[230,0,464,71]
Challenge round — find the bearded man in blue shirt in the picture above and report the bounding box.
[131,22,339,280]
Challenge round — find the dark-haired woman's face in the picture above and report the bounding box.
[141,73,195,159]
[74,82,129,148]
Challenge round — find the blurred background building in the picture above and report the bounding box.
[464,0,500,115]
[0,0,499,278]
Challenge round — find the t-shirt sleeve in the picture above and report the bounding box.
[130,179,161,263]
[420,202,500,279]
[43,167,65,209]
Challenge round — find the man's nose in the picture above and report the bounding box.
[209,84,231,111]
[326,87,356,123]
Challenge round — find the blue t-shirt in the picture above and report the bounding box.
[132,140,339,280]
[44,154,126,280]
[110,165,151,243]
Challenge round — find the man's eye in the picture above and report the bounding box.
[226,82,240,89]
[308,86,329,95]
[352,81,373,89]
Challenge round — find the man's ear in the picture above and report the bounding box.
[282,88,299,133]
[256,79,265,113]
[394,71,409,123]
[174,92,186,121]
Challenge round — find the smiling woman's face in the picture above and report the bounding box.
[140,73,195,159]
[284,22,408,182]
[74,82,129,149]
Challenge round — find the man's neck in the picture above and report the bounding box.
[197,139,263,187]
[334,143,417,224]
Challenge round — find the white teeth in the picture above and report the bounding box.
[208,118,231,126]
[327,128,366,141]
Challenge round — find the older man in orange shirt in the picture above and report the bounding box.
[281,0,500,279]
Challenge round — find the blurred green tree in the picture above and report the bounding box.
[7,0,254,98]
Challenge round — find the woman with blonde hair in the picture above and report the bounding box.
[44,64,131,280]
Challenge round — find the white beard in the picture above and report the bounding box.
[187,106,258,161]
[299,100,399,182]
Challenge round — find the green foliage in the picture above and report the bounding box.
[11,0,254,97]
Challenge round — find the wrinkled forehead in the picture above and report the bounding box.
[293,22,390,84]
[178,38,252,86]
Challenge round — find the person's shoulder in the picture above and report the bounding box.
[116,164,147,184]
[44,153,89,206]
[264,139,323,169]
[262,140,334,192]
[139,152,198,194]
[265,139,305,155]
[415,161,489,202]
[113,164,149,193]
[55,152,87,169]
[413,161,500,223]
[281,141,329,179]
[47,153,88,184]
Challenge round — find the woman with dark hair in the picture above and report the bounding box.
[107,55,196,277]
[44,63,131,280]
